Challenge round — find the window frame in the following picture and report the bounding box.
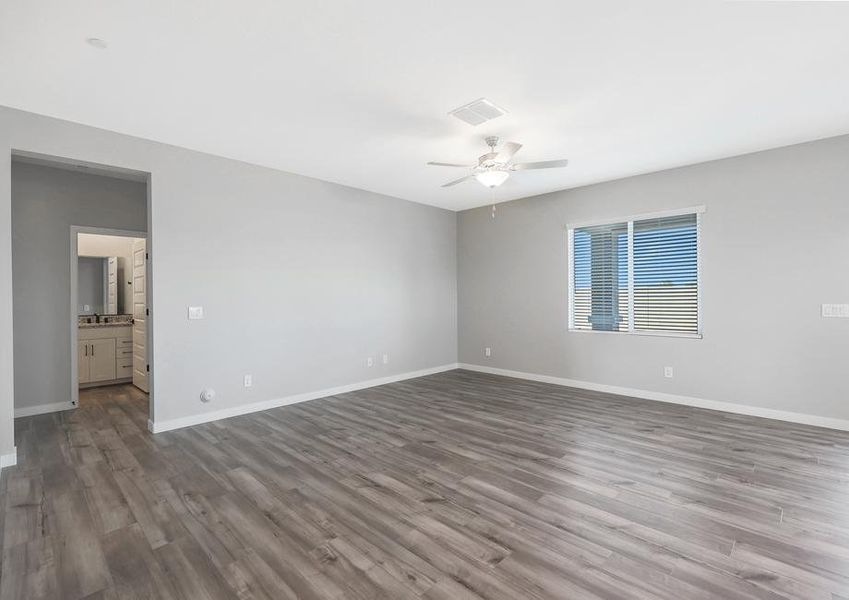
[567,206,704,339]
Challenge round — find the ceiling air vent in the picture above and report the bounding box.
[448,98,507,126]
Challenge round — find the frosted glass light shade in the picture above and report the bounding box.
[475,170,509,188]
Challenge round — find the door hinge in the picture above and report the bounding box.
[145,252,149,260]
[146,308,149,316]
[146,364,150,372]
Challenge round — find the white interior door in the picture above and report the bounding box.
[132,239,149,392]
[106,257,118,314]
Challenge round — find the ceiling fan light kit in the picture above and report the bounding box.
[475,169,510,188]
[428,135,568,189]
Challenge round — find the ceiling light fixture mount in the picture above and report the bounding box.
[86,37,108,49]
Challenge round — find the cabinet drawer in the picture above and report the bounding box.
[117,363,133,378]
[117,337,133,347]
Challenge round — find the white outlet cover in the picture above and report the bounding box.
[244,374,252,387]
[188,306,204,320]
[664,366,674,378]
[382,353,389,364]
[485,347,492,357]
[367,357,374,367]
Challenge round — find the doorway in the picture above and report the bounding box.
[71,228,149,409]
[11,155,152,426]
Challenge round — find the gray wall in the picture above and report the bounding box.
[0,106,458,457]
[77,257,106,315]
[12,162,147,409]
[459,135,849,421]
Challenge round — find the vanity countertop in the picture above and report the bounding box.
[79,321,133,329]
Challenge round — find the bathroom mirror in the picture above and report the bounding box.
[77,256,121,315]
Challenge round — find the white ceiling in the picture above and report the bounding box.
[2,1,849,211]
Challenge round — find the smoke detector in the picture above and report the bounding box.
[448,98,507,126]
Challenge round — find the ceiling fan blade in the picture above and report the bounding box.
[496,141,522,163]
[427,161,475,168]
[441,175,474,188]
[511,159,569,171]
[477,152,499,166]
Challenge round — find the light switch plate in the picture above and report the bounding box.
[188,306,204,320]
[822,304,849,318]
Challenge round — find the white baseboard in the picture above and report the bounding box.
[149,363,460,434]
[1,447,17,469]
[14,401,76,418]
[458,363,849,433]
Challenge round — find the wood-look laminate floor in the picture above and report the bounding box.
[3,371,849,599]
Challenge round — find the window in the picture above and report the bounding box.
[568,208,702,337]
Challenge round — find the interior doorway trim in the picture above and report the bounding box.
[70,225,149,410]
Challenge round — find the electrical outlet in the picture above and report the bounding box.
[382,353,389,365]
[243,374,252,388]
[485,347,492,357]
[367,357,374,368]
[664,366,674,378]
[84,304,90,312]
[188,306,204,320]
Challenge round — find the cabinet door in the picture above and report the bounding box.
[78,341,91,384]
[89,338,116,382]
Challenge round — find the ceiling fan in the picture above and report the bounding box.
[428,136,568,188]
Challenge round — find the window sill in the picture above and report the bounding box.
[567,328,702,340]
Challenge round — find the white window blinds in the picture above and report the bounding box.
[571,222,629,332]
[569,210,701,336]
